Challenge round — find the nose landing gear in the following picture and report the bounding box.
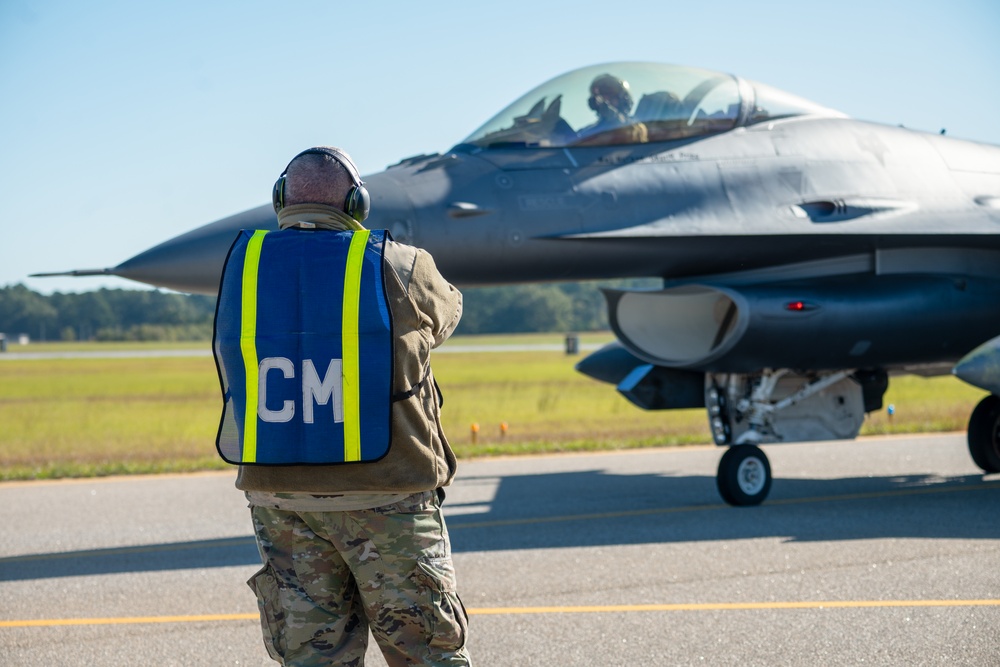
[716,444,772,506]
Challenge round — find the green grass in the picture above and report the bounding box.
[0,356,226,480]
[0,338,988,480]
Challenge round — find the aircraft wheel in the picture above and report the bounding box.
[717,445,772,506]
[967,395,1000,473]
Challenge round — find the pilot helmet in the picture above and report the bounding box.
[588,74,634,118]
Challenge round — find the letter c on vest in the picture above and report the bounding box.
[259,357,295,422]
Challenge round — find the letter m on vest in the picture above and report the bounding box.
[213,228,393,465]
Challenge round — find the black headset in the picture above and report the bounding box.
[271,147,370,223]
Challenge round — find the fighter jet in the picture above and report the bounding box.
[37,62,1000,505]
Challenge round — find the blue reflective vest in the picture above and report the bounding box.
[213,228,393,465]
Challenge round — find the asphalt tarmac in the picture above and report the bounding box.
[1,434,998,666]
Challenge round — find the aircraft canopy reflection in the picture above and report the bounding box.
[458,62,846,149]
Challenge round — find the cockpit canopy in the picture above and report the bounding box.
[459,62,845,149]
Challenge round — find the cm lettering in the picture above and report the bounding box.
[257,357,344,424]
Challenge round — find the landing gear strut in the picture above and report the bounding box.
[967,395,1000,473]
[716,445,772,506]
[706,369,864,506]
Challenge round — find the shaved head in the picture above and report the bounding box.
[283,147,357,209]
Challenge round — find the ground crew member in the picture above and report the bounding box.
[212,146,469,666]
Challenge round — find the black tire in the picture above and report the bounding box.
[967,395,1000,473]
[717,445,772,506]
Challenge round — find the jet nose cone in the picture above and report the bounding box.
[954,335,1000,394]
[114,204,276,294]
[110,170,414,294]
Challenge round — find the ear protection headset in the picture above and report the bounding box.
[588,74,633,116]
[272,147,370,223]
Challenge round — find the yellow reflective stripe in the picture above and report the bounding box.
[341,230,370,462]
[239,230,268,463]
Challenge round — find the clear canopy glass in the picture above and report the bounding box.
[459,62,844,149]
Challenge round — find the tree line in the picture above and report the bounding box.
[0,279,659,342]
[0,284,217,342]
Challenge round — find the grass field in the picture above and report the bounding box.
[0,334,988,480]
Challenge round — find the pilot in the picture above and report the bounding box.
[215,147,469,666]
[576,73,649,145]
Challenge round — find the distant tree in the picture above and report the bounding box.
[456,279,660,335]
[558,282,609,331]
[457,284,575,334]
[50,290,116,340]
[0,284,217,342]
[0,285,58,340]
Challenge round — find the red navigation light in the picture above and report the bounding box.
[784,300,817,311]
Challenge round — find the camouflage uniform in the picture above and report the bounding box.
[248,490,470,666]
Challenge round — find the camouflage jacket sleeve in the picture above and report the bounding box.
[387,242,463,348]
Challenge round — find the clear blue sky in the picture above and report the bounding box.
[1,0,997,294]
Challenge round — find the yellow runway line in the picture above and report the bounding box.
[467,599,1000,614]
[0,614,258,628]
[3,599,1000,628]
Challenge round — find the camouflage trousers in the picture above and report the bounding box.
[248,490,471,666]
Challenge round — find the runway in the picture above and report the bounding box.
[1,434,998,665]
[0,340,601,361]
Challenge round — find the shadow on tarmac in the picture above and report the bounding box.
[0,536,259,582]
[447,470,1000,552]
[2,471,997,582]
